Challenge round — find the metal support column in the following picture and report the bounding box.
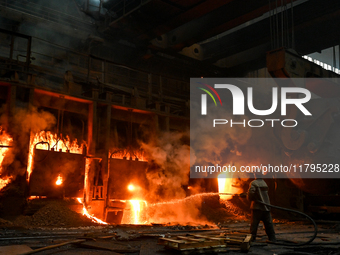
[87,90,99,155]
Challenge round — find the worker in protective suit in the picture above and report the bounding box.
[247,172,276,242]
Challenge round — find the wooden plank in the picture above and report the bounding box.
[177,236,206,242]
[159,237,222,251]
[158,237,186,244]
[191,234,225,241]
[225,235,245,239]
[20,240,86,255]
[225,238,243,243]
[164,241,180,249]
[182,246,228,255]
[0,245,32,255]
[158,233,251,252]
[158,238,196,250]
[243,234,252,243]
[240,234,252,252]
[178,240,222,250]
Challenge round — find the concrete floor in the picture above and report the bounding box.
[0,221,339,255]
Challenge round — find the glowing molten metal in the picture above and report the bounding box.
[76,197,108,225]
[218,172,242,200]
[82,206,108,225]
[130,200,141,224]
[121,200,148,224]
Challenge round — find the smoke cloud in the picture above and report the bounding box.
[141,131,191,202]
[0,107,56,177]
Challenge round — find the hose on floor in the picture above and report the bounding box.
[256,200,318,246]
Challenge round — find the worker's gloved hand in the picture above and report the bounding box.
[239,192,248,198]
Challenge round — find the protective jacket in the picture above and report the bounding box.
[247,179,270,211]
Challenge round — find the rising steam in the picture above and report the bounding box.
[141,131,191,202]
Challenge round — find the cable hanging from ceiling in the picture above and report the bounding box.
[269,0,295,50]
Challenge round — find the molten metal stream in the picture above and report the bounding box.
[82,206,108,225]
[129,200,141,224]
[76,198,108,225]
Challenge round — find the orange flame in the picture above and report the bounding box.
[27,131,85,180]
[127,184,135,191]
[56,174,63,185]
[0,127,13,190]
[110,149,147,162]
[28,196,47,200]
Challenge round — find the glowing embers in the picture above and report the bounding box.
[217,173,242,200]
[56,174,63,186]
[121,200,148,224]
[76,197,108,225]
[109,149,147,162]
[0,127,13,190]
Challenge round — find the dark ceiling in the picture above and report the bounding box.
[97,0,340,72]
[1,0,339,78]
